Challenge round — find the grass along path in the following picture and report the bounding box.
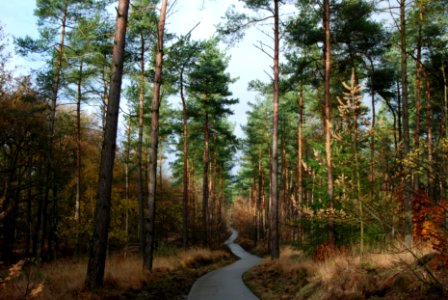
[244,246,447,300]
[0,247,235,299]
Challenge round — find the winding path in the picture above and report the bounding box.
[187,228,261,300]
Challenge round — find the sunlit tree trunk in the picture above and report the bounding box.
[145,0,168,271]
[323,0,335,246]
[85,0,129,289]
[269,0,280,259]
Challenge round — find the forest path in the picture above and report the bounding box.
[187,228,261,300]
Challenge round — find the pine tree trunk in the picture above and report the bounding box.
[125,116,132,248]
[137,35,146,255]
[202,111,210,247]
[269,0,280,259]
[324,0,335,246]
[297,82,304,242]
[75,60,83,255]
[85,0,129,289]
[144,0,168,271]
[180,68,189,248]
[257,147,264,243]
[368,59,376,192]
[422,68,433,199]
[400,0,413,247]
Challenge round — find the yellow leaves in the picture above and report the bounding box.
[0,260,45,299]
[29,282,45,299]
[0,260,25,287]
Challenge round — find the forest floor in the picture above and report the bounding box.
[0,246,236,300]
[242,244,448,300]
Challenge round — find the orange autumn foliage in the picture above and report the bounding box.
[413,191,448,268]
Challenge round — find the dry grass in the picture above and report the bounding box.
[245,246,447,300]
[0,247,230,300]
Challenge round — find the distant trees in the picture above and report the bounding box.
[188,39,238,246]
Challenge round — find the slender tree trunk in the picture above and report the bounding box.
[296,82,304,242]
[257,146,263,243]
[85,0,129,289]
[75,60,83,255]
[400,0,413,246]
[137,35,146,255]
[217,172,223,234]
[397,81,403,146]
[210,130,218,244]
[422,67,433,198]
[202,111,210,247]
[26,162,32,256]
[324,0,335,246]
[281,125,287,226]
[101,69,109,132]
[159,142,163,193]
[144,0,168,271]
[36,4,68,264]
[180,67,189,248]
[269,0,280,259]
[368,59,376,191]
[442,65,448,138]
[414,0,423,191]
[351,70,364,255]
[125,115,132,248]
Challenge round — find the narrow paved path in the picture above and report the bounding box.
[187,228,261,300]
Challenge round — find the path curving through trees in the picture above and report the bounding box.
[187,228,261,300]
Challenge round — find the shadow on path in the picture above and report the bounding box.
[187,228,261,300]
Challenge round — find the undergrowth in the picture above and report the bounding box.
[0,247,232,299]
[244,245,448,300]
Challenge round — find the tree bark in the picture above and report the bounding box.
[269,0,280,259]
[125,115,132,248]
[368,59,376,191]
[202,111,211,247]
[324,0,335,246]
[85,0,129,289]
[75,60,83,255]
[180,66,189,248]
[257,146,264,243]
[137,35,146,255]
[144,0,168,271]
[400,0,412,247]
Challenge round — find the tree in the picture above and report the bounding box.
[188,39,238,247]
[85,0,130,290]
[144,0,168,271]
[127,0,158,254]
[166,34,203,247]
[218,0,282,259]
